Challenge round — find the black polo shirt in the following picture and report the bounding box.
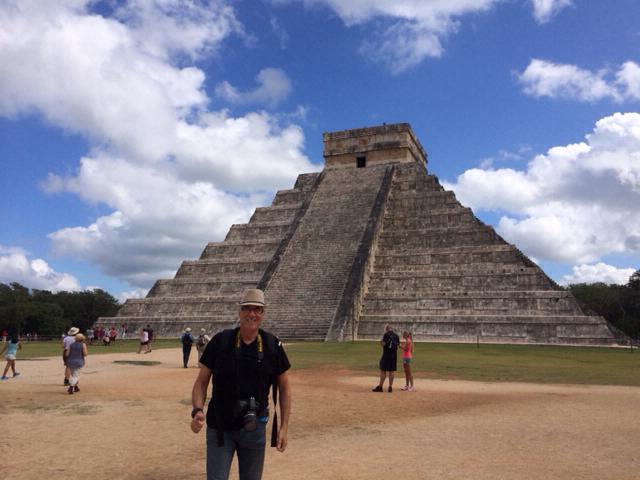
[200,328,290,431]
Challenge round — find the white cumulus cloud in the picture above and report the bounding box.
[112,0,244,60]
[215,68,293,107]
[0,0,315,290]
[443,112,640,281]
[275,0,572,73]
[518,59,622,102]
[530,0,572,24]
[276,0,500,73]
[560,263,636,286]
[0,246,81,292]
[616,61,640,100]
[518,59,640,103]
[117,287,149,304]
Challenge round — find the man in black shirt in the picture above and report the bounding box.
[190,289,291,480]
[372,324,399,393]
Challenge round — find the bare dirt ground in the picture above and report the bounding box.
[1,347,639,480]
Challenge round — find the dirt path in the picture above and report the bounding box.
[2,348,639,479]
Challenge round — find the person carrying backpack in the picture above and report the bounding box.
[372,324,400,393]
[181,328,194,368]
[196,328,210,365]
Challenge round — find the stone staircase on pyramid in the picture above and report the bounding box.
[261,165,392,340]
[111,172,321,337]
[104,123,622,345]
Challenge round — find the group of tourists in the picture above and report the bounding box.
[372,324,414,393]
[2,329,38,342]
[62,327,88,394]
[87,325,124,346]
[180,327,211,368]
[2,325,89,389]
[2,288,419,480]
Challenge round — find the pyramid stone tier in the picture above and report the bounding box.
[105,123,622,345]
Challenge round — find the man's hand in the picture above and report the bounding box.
[191,365,212,434]
[276,425,288,452]
[191,411,205,433]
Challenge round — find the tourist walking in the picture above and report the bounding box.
[146,324,154,349]
[138,328,151,354]
[400,330,415,391]
[190,288,291,480]
[1,334,21,380]
[181,328,194,368]
[63,327,79,386]
[196,328,210,364]
[372,324,400,392]
[65,333,88,394]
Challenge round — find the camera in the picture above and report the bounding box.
[234,396,260,431]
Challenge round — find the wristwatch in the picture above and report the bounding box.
[191,407,204,418]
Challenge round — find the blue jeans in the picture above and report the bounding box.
[206,424,266,480]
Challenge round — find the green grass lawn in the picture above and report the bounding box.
[15,338,179,358]
[285,341,640,386]
[13,339,640,386]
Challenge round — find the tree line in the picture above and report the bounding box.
[568,269,640,340]
[0,282,120,337]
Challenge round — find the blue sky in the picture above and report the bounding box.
[1,0,639,300]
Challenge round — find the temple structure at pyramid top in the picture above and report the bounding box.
[323,123,427,169]
[105,123,624,345]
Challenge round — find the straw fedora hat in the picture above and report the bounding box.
[238,289,265,307]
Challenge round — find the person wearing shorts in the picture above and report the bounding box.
[372,324,399,393]
[138,328,151,354]
[400,330,415,391]
[1,334,21,380]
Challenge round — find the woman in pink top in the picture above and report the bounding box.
[400,331,414,391]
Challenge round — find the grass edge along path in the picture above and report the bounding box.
[285,341,640,387]
[15,339,640,387]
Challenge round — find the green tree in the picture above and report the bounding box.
[569,270,640,340]
[0,282,121,337]
[0,283,27,334]
[629,269,640,290]
[55,289,120,332]
[624,270,640,338]
[17,301,66,336]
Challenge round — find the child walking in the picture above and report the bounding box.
[1,334,21,380]
[400,330,414,391]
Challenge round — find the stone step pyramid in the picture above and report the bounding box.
[106,123,621,345]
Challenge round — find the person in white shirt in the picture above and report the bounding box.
[137,328,151,354]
